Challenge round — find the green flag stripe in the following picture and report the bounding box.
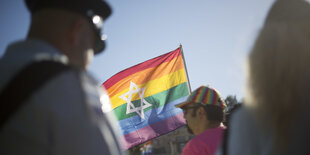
[112,82,189,121]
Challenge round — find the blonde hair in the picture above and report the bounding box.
[245,0,310,152]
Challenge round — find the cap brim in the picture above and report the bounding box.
[175,101,190,108]
[94,35,105,54]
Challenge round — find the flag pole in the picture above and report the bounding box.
[179,44,192,92]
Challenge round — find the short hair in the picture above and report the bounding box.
[192,104,224,122]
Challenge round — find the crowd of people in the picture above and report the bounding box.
[1,0,310,154]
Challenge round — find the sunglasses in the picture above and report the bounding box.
[182,105,201,115]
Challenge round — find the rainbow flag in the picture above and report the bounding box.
[102,46,190,149]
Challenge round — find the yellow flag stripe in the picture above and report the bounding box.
[106,55,184,98]
[110,69,187,109]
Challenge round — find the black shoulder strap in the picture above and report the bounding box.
[0,61,72,128]
[222,125,229,155]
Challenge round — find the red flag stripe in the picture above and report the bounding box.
[103,48,181,90]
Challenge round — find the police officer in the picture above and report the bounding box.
[0,0,124,154]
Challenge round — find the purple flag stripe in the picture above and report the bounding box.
[120,112,186,149]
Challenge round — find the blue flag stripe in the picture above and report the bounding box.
[117,96,188,135]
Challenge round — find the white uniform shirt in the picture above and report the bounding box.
[0,39,124,155]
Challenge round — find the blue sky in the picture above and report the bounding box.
[0,0,274,100]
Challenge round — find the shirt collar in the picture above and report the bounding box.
[3,38,69,64]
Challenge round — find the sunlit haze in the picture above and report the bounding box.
[0,0,275,100]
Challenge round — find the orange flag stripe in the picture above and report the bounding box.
[109,68,187,109]
[106,55,184,98]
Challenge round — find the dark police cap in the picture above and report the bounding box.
[25,0,112,54]
[25,0,111,20]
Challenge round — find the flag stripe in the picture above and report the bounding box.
[119,97,186,134]
[120,112,186,149]
[102,47,190,150]
[106,54,184,98]
[104,48,181,90]
[110,69,187,109]
[112,83,189,121]
[117,96,187,134]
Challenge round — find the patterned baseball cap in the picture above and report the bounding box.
[175,86,226,109]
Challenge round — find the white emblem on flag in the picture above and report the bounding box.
[119,81,152,119]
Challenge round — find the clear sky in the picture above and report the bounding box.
[0,0,275,100]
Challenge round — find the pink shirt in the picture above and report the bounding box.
[182,126,225,155]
